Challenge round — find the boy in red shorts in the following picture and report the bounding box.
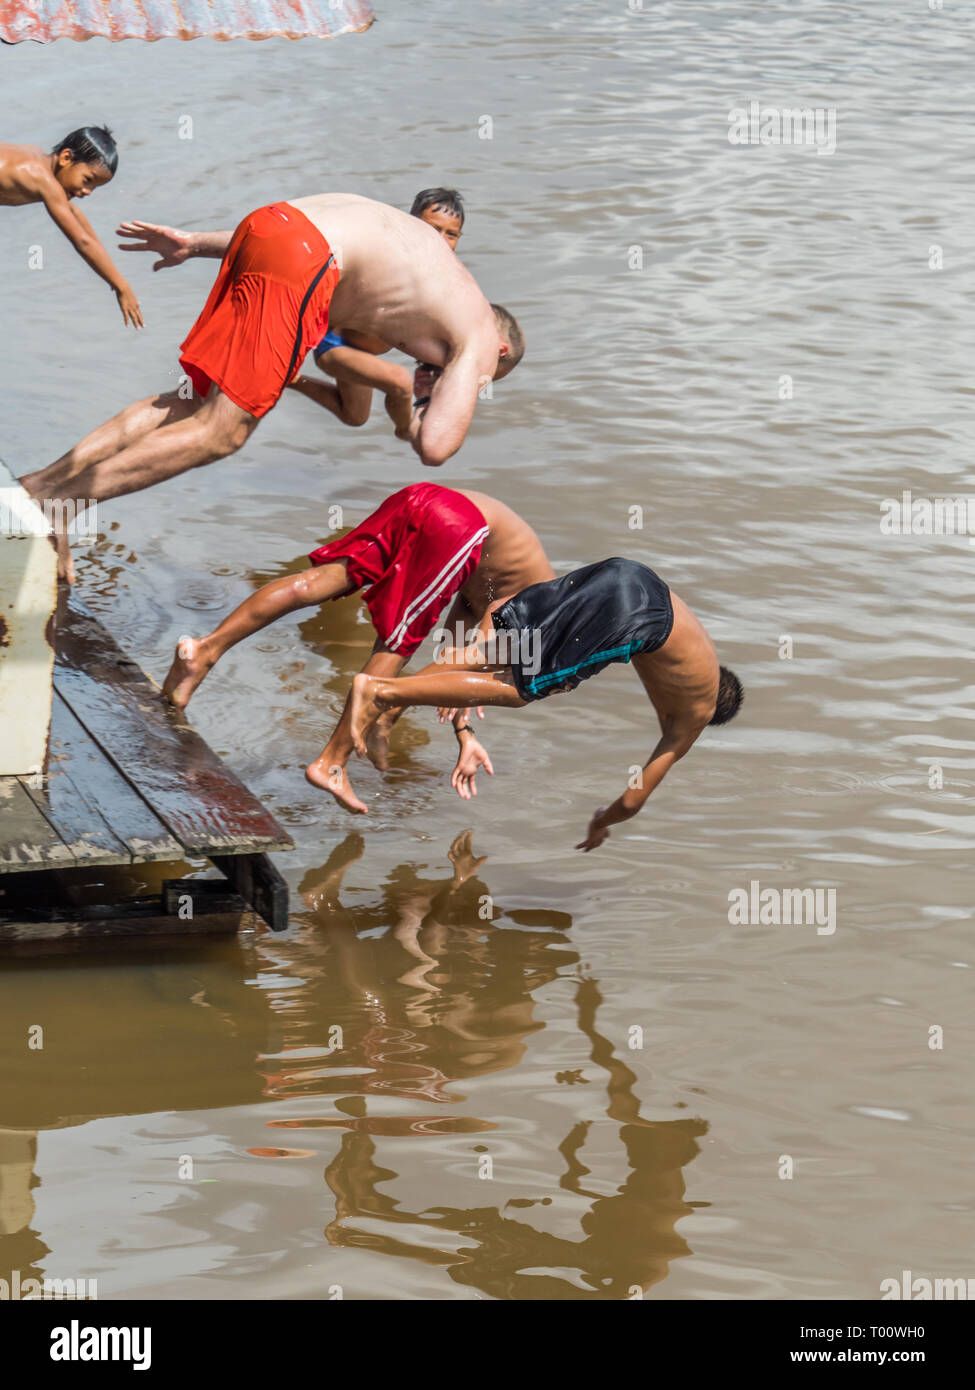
[162,484,552,814]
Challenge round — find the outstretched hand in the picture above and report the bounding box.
[115,283,144,329]
[451,736,494,801]
[117,221,194,271]
[576,807,611,853]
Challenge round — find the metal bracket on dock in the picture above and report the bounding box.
[0,855,290,948]
[209,853,289,933]
[0,884,257,946]
[160,852,289,934]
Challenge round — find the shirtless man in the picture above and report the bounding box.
[346,557,744,850]
[290,187,470,435]
[162,483,553,814]
[0,127,143,327]
[20,193,525,578]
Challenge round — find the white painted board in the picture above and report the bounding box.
[0,463,58,776]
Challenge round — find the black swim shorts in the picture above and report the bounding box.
[492,557,674,703]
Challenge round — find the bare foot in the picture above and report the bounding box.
[365,712,396,771]
[306,755,369,814]
[349,673,385,758]
[163,635,214,709]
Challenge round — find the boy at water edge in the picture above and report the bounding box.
[289,188,468,434]
[347,558,744,850]
[162,484,554,815]
[0,127,143,327]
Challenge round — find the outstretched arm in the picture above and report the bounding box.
[291,346,413,435]
[575,722,705,852]
[29,171,143,327]
[409,347,491,467]
[116,220,232,269]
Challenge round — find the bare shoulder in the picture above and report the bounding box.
[0,142,46,164]
[0,143,52,199]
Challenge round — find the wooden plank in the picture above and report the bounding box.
[18,770,127,867]
[211,851,289,932]
[53,601,294,858]
[41,691,182,863]
[0,777,76,873]
[17,694,132,867]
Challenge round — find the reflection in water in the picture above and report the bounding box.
[273,831,576,1107]
[320,1111,706,1300]
[3,0,974,1299]
[0,937,273,1288]
[284,833,707,1297]
[0,834,706,1298]
[0,1130,46,1287]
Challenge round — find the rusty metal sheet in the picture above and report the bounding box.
[0,0,374,44]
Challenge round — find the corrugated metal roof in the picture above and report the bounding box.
[0,0,374,43]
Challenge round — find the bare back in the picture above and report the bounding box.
[287,193,499,370]
[0,143,50,205]
[632,592,720,732]
[456,489,554,612]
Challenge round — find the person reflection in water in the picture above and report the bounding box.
[268,834,708,1298]
[277,830,572,1098]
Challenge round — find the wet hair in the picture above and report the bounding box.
[491,304,525,370]
[710,666,744,725]
[410,187,465,225]
[52,126,118,176]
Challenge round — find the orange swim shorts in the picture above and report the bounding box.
[179,202,340,419]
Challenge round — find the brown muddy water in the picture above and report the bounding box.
[1,1,973,1300]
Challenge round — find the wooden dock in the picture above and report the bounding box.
[0,596,295,946]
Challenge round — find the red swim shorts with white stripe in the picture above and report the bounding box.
[308,484,489,657]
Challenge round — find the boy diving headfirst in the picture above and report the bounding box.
[0,127,143,327]
[162,484,553,815]
[347,557,744,851]
[21,193,524,579]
